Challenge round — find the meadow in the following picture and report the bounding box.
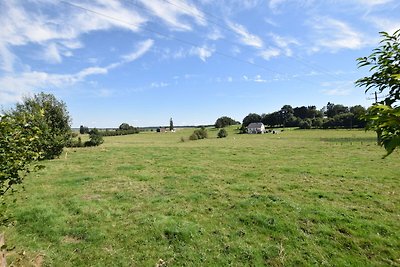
[1,127,399,266]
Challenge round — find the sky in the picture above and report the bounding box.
[1,0,400,127]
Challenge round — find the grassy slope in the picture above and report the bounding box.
[1,128,399,266]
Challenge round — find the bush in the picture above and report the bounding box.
[189,128,208,141]
[217,128,228,138]
[85,128,104,147]
[1,113,42,195]
[299,119,312,129]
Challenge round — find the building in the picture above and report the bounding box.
[247,122,265,134]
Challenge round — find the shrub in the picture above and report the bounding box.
[189,128,208,141]
[85,128,104,147]
[217,128,228,138]
[1,113,42,195]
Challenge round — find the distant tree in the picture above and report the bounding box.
[85,128,104,146]
[79,125,89,134]
[350,105,367,128]
[280,105,294,126]
[325,102,349,118]
[6,92,71,159]
[262,111,282,127]
[119,123,130,131]
[293,106,308,119]
[355,30,400,156]
[242,113,262,127]
[215,116,238,128]
[170,118,174,131]
[217,128,228,138]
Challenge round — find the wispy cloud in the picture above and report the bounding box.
[309,17,366,52]
[190,45,215,61]
[243,74,268,83]
[321,81,353,96]
[138,0,206,31]
[0,39,154,104]
[0,0,147,71]
[259,48,281,60]
[226,21,263,48]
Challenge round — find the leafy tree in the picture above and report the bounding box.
[350,105,367,128]
[325,102,349,118]
[170,118,174,131]
[280,105,294,126]
[1,113,42,196]
[7,92,71,159]
[119,123,130,131]
[217,128,228,138]
[215,116,238,128]
[85,128,104,146]
[242,113,262,127]
[355,29,400,157]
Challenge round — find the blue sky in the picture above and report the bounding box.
[1,0,399,127]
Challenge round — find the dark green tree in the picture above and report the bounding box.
[242,113,262,127]
[119,123,130,131]
[215,116,238,128]
[355,29,400,157]
[217,128,228,138]
[170,118,174,131]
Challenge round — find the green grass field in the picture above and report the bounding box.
[1,127,399,266]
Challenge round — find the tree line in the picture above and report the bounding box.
[240,103,367,130]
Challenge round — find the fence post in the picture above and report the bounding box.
[0,233,6,267]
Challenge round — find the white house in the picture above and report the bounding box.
[247,122,265,134]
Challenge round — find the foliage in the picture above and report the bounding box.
[6,92,72,159]
[258,103,366,129]
[170,118,174,131]
[355,29,400,156]
[189,128,208,140]
[85,128,104,147]
[215,116,239,128]
[217,128,228,138]
[0,114,42,196]
[100,128,139,136]
[79,125,89,134]
[364,105,400,157]
[242,113,262,127]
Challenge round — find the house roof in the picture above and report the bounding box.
[247,122,264,128]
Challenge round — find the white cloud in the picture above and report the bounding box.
[310,17,366,52]
[207,28,224,41]
[226,21,263,48]
[321,81,353,96]
[138,0,206,31]
[0,0,147,71]
[43,43,62,64]
[121,39,154,62]
[243,74,268,83]
[270,33,300,56]
[260,48,281,60]
[366,16,400,35]
[150,82,169,88]
[190,45,215,61]
[0,39,154,104]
